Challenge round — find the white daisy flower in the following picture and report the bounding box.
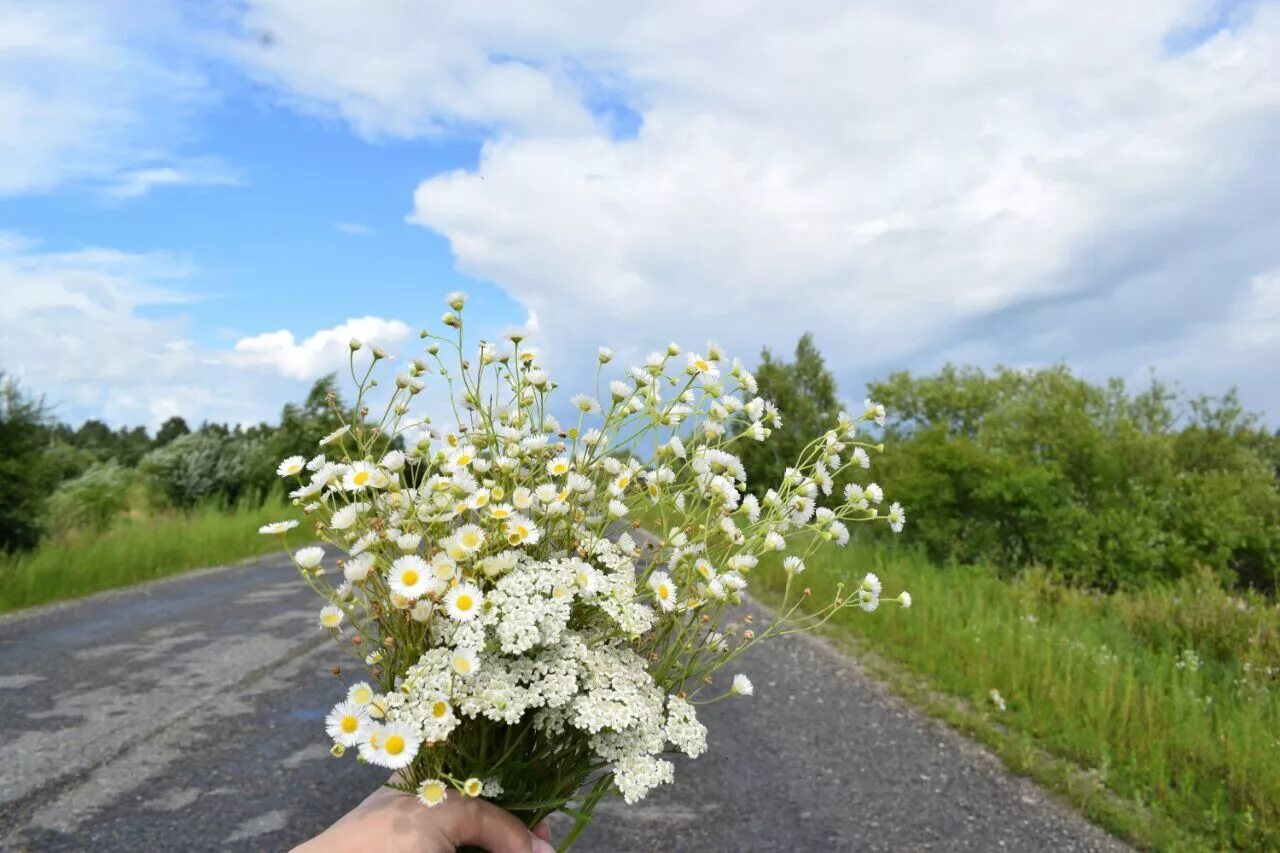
[380,449,406,472]
[330,502,368,530]
[455,524,485,553]
[887,502,906,533]
[731,674,754,696]
[865,483,884,504]
[277,455,306,477]
[608,499,628,518]
[343,461,378,492]
[463,777,483,797]
[320,424,351,446]
[343,553,375,583]
[450,646,480,676]
[371,721,421,769]
[898,591,912,608]
[418,778,448,808]
[259,520,299,535]
[347,682,375,707]
[546,457,571,477]
[294,546,324,569]
[861,572,882,597]
[319,605,344,629]
[648,571,676,612]
[783,556,806,575]
[503,515,540,547]
[444,583,483,622]
[597,346,614,363]
[325,700,370,747]
[389,556,431,599]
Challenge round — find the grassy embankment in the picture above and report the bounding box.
[754,541,1280,850]
[0,497,302,614]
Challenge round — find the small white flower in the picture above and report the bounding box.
[455,524,485,553]
[347,682,375,707]
[450,646,480,676]
[381,449,406,472]
[259,520,298,535]
[731,674,754,696]
[887,502,906,533]
[418,778,449,807]
[649,571,676,612]
[861,572,882,597]
[444,582,484,621]
[389,556,431,599]
[608,499,628,518]
[294,546,324,569]
[898,591,912,608]
[783,556,805,575]
[320,424,351,446]
[343,553,374,583]
[342,461,379,492]
[463,777,483,797]
[853,447,870,469]
[325,700,369,747]
[598,346,614,363]
[366,721,421,769]
[319,605,344,629]
[277,455,306,477]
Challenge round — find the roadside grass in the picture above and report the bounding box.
[0,497,302,614]
[753,541,1280,851]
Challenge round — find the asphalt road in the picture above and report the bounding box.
[0,554,1127,852]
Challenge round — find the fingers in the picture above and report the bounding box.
[532,822,551,842]
[441,796,553,853]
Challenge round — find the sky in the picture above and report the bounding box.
[1,0,1278,431]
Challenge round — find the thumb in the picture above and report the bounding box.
[441,797,554,853]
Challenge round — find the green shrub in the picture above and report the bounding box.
[867,365,1280,591]
[139,430,273,511]
[46,461,133,534]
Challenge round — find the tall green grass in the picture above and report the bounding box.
[0,498,302,614]
[755,542,1280,850]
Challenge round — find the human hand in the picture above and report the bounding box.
[294,781,554,853]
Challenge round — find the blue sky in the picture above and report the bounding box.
[1,1,1278,430]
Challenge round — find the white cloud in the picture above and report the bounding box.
[0,1,233,197]
[0,235,415,429]
[232,317,413,380]
[224,0,1280,417]
[104,161,245,198]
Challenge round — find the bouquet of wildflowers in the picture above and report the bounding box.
[261,291,909,848]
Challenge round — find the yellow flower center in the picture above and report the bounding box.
[455,594,474,612]
[432,701,448,718]
[658,585,670,600]
[401,570,419,587]
[424,782,445,802]
[341,716,359,734]
[353,470,370,486]
[384,735,405,755]
[461,531,480,548]
[454,656,472,674]
[473,492,489,507]
[352,687,371,704]
[456,453,472,466]
[695,359,710,372]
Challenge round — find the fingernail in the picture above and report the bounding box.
[532,836,555,853]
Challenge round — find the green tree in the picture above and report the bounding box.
[869,365,1280,591]
[0,373,54,551]
[737,334,841,496]
[155,415,191,447]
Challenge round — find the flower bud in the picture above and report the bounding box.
[348,337,363,352]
